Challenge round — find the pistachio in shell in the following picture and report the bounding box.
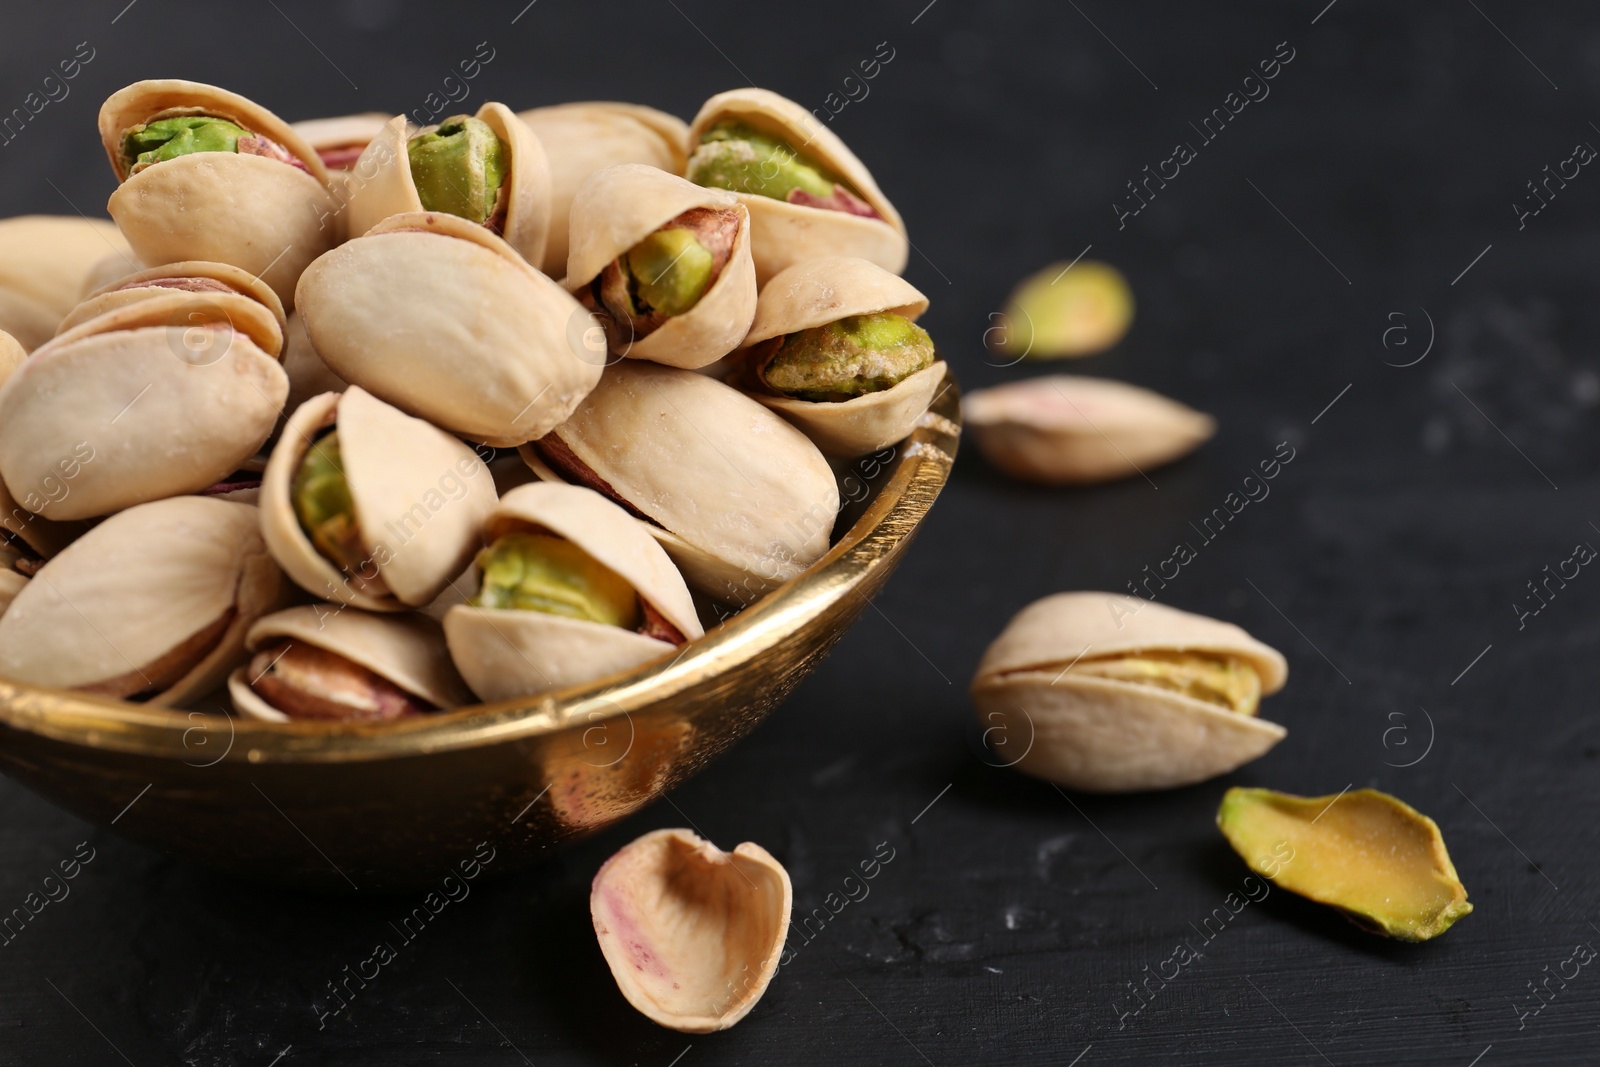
[99,80,339,308]
[261,386,498,612]
[592,828,791,1033]
[685,88,907,284]
[0,496,286,705]
[989,260,1134,360]
[444,482,703,702]
[58,258,288,339]
[0,216,134,350]
[963,375,1215,486]
[295,211,603,447]
[228,605,473,722]
[566,164,756,370]
[1218,787,1472,941]
[970,593,1288,792]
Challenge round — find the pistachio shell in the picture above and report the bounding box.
[0,496,285,705]
[280,311,347,419]
[971,593,1288,792]
[296,211,603,447]
[0,570,26,616]
[60,258,288,340]
[592,828,791,1033]
[686,88,907,284]
[228,604,473,722]
[262,386,498,610]
[521,361,839,597]
[291,112,390,162]
[964,375,1216,486]
[100,80,339,307]
[79,251,146,300]
[0,475,88,559]
[0,216,134,350]
[0,330,24,385]
[756,361,947,457]
[566,164,757,369]
[517,101,689,276]
[0,295,288,520]
[342,103,552,266]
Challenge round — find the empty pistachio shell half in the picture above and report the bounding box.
[296,210,603,447]
[738,256,945,457]
[0,496,286,705]
[1218,787,1472,941]
[566,164,757,370]
[58,258,288,339]
[228,605,472,722]
[445,483,703,702]
[262,386,498,611]
[517,102,689,277]
[99,80,339,307]
[592,828,791,1033]
[964,375,1216,486]
[0,216,134,351]
[0,293,287,521]
[686,88,907,284]
[520,360,839,598]
[971,593,1288,792]
[990,260,1134,360]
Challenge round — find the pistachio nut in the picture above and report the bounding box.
[686,89,907,284]
[737,256,945,456]
[228,605,473,722]
[444,482,703,702]
[516,101,689,276]
[343,104,552,266]
[0,216,134,350]
[1218,787,1472,941]
[290,112,390,201]
[0,293,287,520]
[990,260,1135,360]
[592,828,791,1033]
[970,593,1288,792]
[295,211,603,447]
[261,386,498,611]
[963,375,1216,486]
[99,80,339,307]
[566,164,756,369]
[58,258,288,339]
[520,360,840,598]
[0,496,286,705]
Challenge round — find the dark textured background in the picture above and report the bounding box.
[0,0,1595,1063]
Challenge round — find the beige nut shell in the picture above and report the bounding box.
[591,828,792,1033]
[228,604,473,722]
[0,295,288,521]
[262,386,498,611]
[971,593,1288,793]
[0,496,285,705]
[59,258,288,340]
[964,375,1217,486]
[296,211,604,447]
[566,164,757,369]
[518,101,689,277]
[444,482,703,702]
[342,104,552,266]
[291,112,390,159]
[281,311,347,419]
[0,216,134,350]
[687,88,908,284]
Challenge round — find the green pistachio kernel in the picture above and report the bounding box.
[470,532,641,630]
[291,432,367,575]
[123,116,252,170]
[760,312,935,402]
[686,120,842,202]
[408,115,509,225]
[625,227,715,318]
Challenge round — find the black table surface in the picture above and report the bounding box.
[1,0,1595,1063]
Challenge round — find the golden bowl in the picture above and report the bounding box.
[0,373,960,891]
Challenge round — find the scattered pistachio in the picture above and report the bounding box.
[407,115,509,226]
[248,640,435,721]
[468,531,642,631]
[758,312,934,403]
[990,260,1134,360]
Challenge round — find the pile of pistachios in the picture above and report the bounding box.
[0,79,944,721]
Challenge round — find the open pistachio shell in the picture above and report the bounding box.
[566,164,756,369]
[262,386,498,611]
[0,496,285,705]
[592,828,791,1033]
[342,104,552,265]
[99,79,339,307]
[281,311,347,421]
[445,483,703,702]
[520,360,839,598]
[291,112,390,200]
[739,256,943,457]
[517,102,689,277]
[0,216,134,350]
[296,211,603,447]
[59,258,287,339]
[686,88,907,284]
[228,604,473,722]
[0,294,287,520]
[964,375,1216,486]
[971,592,1288,792]
[1218,787,1472,941]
